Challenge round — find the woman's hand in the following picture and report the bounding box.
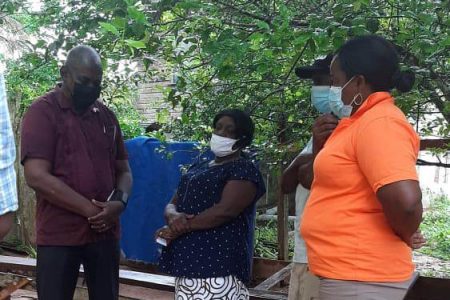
[312,114,339,155]
[155,226,179,246]
[166,211,194,235]
[410,230,426,250]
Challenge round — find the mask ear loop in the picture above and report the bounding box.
[231,140,242,151]
[352,93,364,105]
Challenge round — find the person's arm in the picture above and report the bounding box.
[297,114,338,189]
[187,180,257,231]
[0,75,17,240]
[164,193,194,235]
[89,159,133,232]
[281,153,313,193]
[0,212,14,241]
[297,159,314,189]
[21,101,98,216]
[355,117,422,245]
[312,114,339,155]
[24,158,100,217]
[377,180,422,244]
[164,193,178,221]
[115,160,133,196]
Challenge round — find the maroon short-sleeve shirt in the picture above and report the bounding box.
[21,85,128,246]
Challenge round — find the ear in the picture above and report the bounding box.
[60,66,69,81]
[356,74,375,96]
[355,75,366,90]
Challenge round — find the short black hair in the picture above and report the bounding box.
[336,35,414,93]
[213,109,254,149]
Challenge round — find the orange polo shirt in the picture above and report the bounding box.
[301,92,420,282]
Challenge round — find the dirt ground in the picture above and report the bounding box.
[413,252,450,278]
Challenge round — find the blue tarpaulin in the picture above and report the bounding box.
[120,137,204,263]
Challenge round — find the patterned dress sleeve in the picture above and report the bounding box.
[226,159,266,200]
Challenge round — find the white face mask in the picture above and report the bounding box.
[329,76,363,119]
[210,133,238,157]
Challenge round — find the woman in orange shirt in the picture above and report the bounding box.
[300,35,423,300]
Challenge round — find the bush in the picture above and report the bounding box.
[254,219,295,260]
[110,101,145,140]
[419,194,450,260]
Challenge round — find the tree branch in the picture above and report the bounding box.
[416,159,450,168]
[283,41,309,84]
[249,86,286,113]
[215,0,273,24]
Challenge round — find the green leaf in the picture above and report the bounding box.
[111,17,126,29]
[156,109,170,124]
[441,37,450,47]
[366,18,379,33]
[177,0,203,10]
[127,6,147,24]
[181,114,189,125]
[256,21,270,31]
[308,38,316,52]
[99,22,120,36]
[293,33,311,46]
[125,39,146,49]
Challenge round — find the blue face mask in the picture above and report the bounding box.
[329,77,362,119]
[311,86,331,114]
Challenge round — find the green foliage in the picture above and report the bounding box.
[5,53,60,115]
[254,219,295,260]
[419,194,450,260]
[5,52,144,140]
[17,243,37,259]
[3,235,37,258]
[109,100,145,140]
[254,220,279,259]
[116,0,449,159]
[2,0,449,154]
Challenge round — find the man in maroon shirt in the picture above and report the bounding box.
[21,45,132,300]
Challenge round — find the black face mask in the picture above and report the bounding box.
[72,83,101,112]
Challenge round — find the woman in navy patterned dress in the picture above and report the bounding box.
[157,109,266,299]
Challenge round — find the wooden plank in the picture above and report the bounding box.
[420,139,450,151]
[277,192,289,260]
[254,263,293,291]
[118,284,174,300]
[250,289,287,300]
[252,258,290,282]
[404,276,450,300]
[0,278,31,300]
[0,272,32,287]
[0,256,35,274]
[122,256,292,283]
[10,289,37,300]
[118,270,175,292]
[0,256,286,300]
[257,215,295,222]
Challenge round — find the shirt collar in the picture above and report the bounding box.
[55,83,72,110]
[349,91,393,121]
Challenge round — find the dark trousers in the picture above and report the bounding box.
[37,239,119,300]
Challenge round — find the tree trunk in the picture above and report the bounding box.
[8,93,36,246]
